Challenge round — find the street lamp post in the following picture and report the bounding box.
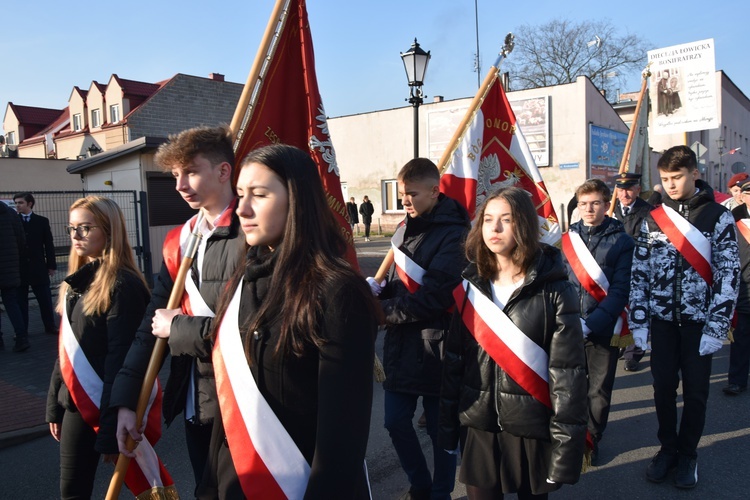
[401,39,431,159]
[717,136,725,188]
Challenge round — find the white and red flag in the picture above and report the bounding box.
[439,78,560,244]
[230,0,357,268]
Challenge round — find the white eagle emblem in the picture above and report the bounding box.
[475,153,522,206]
[308,103,340,177]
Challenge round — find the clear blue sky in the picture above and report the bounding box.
[2,0,747,134]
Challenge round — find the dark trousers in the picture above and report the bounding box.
[59,409,100,500]
[185,419,214,489]
[650,320,713,458]
[19,275,58,332]
[728,312,750,388]
[384,390,456,499]
[364,223,371,238]
[585,337,620,441]
[1,287,27,340]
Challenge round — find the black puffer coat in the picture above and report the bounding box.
[380,194,470,396]
[439,245,588,485]
[46,261,150,454]
[564,217,634,339]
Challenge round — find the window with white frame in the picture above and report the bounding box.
[110,104,120,124]
[382,179,404,213]
[73,113,82,131]
[6,131,16,145]
[91,109,101,128]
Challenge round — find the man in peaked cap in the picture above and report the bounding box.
[724,177,750,396]
[613,172,653,371]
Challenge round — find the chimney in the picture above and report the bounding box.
[209,73,225,82]
[433,95,444,103]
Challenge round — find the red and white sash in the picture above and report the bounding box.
[163,203,235,316]
[561,231,629,338]
[163,214,214,317]
[736,219,750,245]
[453,280,551,408]
[651,205,712,284]
[58,306,174,497]
[213,282,311,499]
[391,243,426,294]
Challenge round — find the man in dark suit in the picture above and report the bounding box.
[612,173,653,371]
[0,201,29,352]
[14,192,58,335]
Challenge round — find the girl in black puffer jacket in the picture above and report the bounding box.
[439,187,587,500]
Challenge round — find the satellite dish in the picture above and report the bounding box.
[731,161,747,174]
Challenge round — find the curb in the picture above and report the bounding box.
[0,424,49,450]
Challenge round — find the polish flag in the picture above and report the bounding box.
[439,79,560,244]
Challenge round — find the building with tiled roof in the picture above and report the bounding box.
[3,72,242,160]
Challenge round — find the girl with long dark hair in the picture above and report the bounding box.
[439,187,587,499]
[198,144,379,499]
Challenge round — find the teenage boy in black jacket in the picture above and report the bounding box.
[725,178,750,396]
[368,158,469,500]
[110,126,243,489]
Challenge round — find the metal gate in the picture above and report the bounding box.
[0,190,152,289]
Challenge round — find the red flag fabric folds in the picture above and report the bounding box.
[233,0,357,266]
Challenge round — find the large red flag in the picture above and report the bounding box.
[233,0,357,266]
[439,79,560,244]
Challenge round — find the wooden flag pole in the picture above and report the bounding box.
[607,64,652,217]
[437,33,515,173]
[374,33,515,284]
[229,0,289,142]
[106,213,205,500]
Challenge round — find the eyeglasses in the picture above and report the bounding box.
[577,201,604,209]
[66,225,99,237]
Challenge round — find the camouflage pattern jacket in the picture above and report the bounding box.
[628,180,739,341]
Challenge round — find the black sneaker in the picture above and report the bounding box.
[13,338,30,352]
[722,384,747,396]
[674,454,698,489]
[646,450,678,483]
[398,488,430,500]
[624,359,639,371]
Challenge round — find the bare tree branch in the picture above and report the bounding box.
[505,19,649,100]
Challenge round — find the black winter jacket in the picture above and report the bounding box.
[563,217,634,339]
[110,208,244,425]
[732,204,750,313]
[380,194,470,396]
[46,261,150,454]
[629,180,739,340]
[0,202,25,288]
[199,248,376,499]
[439,245,587,484]
[613,197,653,239]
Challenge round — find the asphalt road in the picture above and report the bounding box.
[2,236,750,498]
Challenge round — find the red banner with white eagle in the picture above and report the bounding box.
[439,78,560,244]
[231,0,357,267]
